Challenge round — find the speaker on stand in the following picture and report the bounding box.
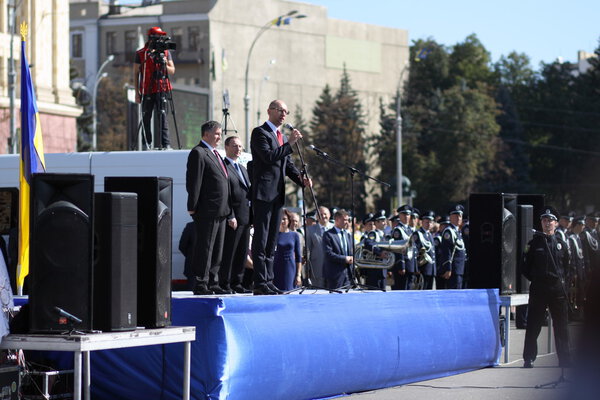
[468,193,518,295]
[29,173,94,332]
[104,177,172,328]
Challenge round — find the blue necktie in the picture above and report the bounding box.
[234,163,247,186]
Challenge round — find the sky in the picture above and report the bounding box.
[304,0,599,69]
[116,0,599,70]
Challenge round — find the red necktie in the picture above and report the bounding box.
[276,130,283,146]
[213,150,228,177]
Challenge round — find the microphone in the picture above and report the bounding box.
[283,123,294,134]
[308,145,328,157]
[54,306,82,325]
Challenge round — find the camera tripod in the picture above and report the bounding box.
[136,50,181,150]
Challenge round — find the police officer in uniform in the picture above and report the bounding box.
[363,210,388,289]
[569,216,587,318]
[438,205,467,289]
[434,215,450,289]
[581,215,599,271]
[390,205,416,290]
[522,207,571,368]
[414,210,436,289]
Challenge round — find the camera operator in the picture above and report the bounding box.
[135,26,176,150]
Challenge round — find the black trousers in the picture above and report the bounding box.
[219,223,250,289]
[191,215,226,288]
[251,199,283,287]
[523,280,571,366]
[142,93,170,148]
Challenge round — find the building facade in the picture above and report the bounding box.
[0,0,79,154]
[70,0,409,150]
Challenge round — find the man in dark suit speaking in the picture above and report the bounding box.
[250,99,310,295]
[186,120,233,295]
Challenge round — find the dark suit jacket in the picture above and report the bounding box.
[322,227,353,288]
[186,142,231,218]
[224,158,251,226]
[250,122,303,204]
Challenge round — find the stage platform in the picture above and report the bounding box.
[83,289,502,400]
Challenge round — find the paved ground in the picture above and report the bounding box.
[342,321,579,400]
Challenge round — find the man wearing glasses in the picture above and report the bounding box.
[250,99,311,295]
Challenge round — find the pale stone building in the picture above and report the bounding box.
[0,0,79,154]
[70,0,409,150]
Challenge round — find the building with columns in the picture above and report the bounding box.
[0,0,79,154]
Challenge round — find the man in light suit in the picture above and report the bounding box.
[305,206,331,287]
[186,121,232,295]
[250,99,310,295]
[220,136,252,294]
[322,209,354,290]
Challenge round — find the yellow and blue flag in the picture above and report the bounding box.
[18,22,46,293]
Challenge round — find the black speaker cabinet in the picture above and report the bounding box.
[517,194,545,231]
[93,192,138,332]
[516,205,533,294]
[30,173,94,332]
[104,177,172,328]
[468,193,518,295]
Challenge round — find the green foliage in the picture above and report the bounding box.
[306,67,368,215]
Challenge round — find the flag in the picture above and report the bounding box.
[17,22,46,293]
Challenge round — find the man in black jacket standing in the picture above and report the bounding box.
[186,121,232,295]
[522,206,571,368]
[250,99,310,295]
[220,136,252,294]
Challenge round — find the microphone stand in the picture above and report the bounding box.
[309,145,390,292]
[287,140,340,294]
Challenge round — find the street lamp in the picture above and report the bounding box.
[243,11,307,149]
[92,54,114,151]
[396,63,409,207]
[256,58,277,125]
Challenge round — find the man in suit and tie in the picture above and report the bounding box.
[186,120,233,295]
[250,99,310,295]
[305,206,331,287]
[322,209,354,290]
[219,136,252,294]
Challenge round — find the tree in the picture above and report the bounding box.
[307,67,368,215]
[96,67,132,151]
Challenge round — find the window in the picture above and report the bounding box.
[171,27,183,51]
[188,27,200,51]
[106,31,117,58]
[71,32,83,59]
[124,30,137,61]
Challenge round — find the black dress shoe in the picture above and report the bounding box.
[523,359,534,368]
[209,285,232,295]
[253,285,276,295]
[193,286,215,296]
[219,285,236,294]
[267,282,284,294]
[232,284,251,294]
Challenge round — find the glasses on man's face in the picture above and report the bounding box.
[270,107,290,116]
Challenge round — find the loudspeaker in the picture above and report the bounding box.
[517,194,545,231]
[516,205,533,294]
[29,173,94,332]
[93,192,138,332]
[104,177,172,328]
[468,193,517,295]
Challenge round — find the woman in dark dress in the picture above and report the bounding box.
[273,209,302,291]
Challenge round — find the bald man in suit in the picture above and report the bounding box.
[250,99,310,295]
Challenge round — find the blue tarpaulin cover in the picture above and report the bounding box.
[89,289,501,400]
